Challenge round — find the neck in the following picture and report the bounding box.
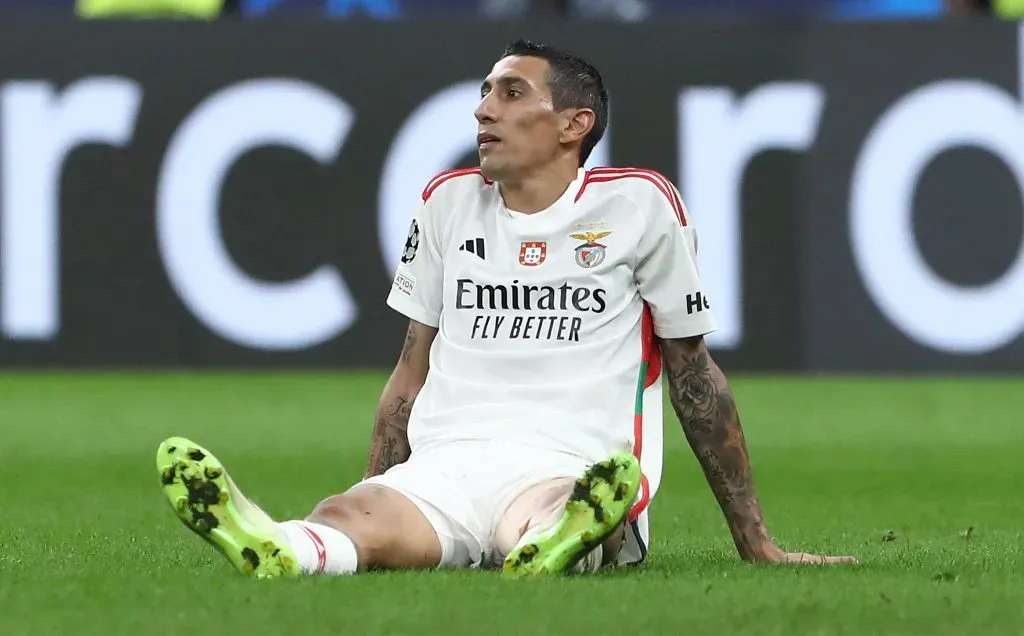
[498,162,580,214]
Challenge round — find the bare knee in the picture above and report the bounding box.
[304,492,375,566]
[306,486,442,571]
[307,492,368,529]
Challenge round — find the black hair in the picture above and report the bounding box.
[501,39,609,167]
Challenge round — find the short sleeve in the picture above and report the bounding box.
[634,184,717,339]
[386,195,444,328]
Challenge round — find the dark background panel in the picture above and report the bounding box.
[0,19,1019,371]
[801,19,1024,372]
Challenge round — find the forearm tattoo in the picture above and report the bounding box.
[365,324,421,478]
[400,322,416,364]
[366,397,412,477]
[662,337,770,559]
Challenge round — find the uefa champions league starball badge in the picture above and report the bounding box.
[401,219,420,264]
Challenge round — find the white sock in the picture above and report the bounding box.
[278,520,359,575]
[573,543,603,574]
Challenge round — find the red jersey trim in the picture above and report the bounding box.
[421,167,492,202]
[628,303,660,523]
[576,167,688,227]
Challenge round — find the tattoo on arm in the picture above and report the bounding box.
[662,336,771,560]
[400,323,416,364]
[366,397,413,477]
[364,321,435,478]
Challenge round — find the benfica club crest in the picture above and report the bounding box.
[570,231,612,269]
[519,241,547,266]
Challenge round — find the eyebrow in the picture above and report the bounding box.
[481,76,528,92]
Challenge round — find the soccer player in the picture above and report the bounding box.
[156,39,857,578]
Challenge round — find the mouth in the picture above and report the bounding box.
[477,132,501,149]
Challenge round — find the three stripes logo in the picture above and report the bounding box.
[459,237,486,260]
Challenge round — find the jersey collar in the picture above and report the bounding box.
[500,168,586,219]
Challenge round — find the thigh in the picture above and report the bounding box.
[489,473,629,568]
[470,444,595,564]
[491,476,576,562]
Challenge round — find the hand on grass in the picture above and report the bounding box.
[756,543,858,565]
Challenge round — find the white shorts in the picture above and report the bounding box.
[359,439,592,568]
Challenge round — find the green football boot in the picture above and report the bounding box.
[502,452,642,578]
[157,436,301,579]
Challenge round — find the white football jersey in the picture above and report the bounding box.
[386,166,717,565]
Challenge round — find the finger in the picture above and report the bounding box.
[781,552,822,564]
[782,553,858,565]
[823,555,858,565]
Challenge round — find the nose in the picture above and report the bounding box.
[474,93,497,125]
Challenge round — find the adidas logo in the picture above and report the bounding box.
[458,237,486,260]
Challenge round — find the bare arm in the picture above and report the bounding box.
[661,335,770,560]
[661,335,855,564]
[364,320,437,479]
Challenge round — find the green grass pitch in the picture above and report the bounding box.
[1,372,1022,635]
